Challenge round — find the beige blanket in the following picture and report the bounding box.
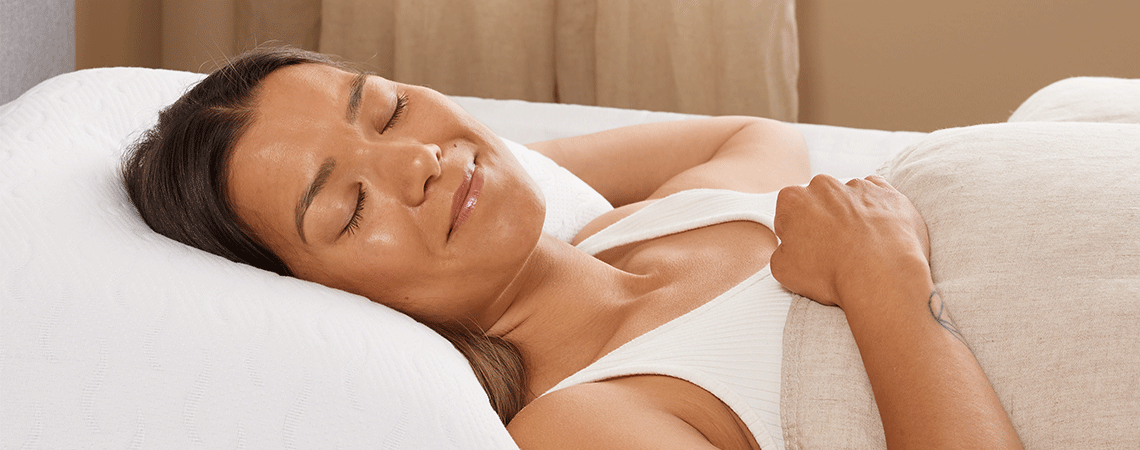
[780,77,1140,449]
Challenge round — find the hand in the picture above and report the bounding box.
[769,175,930,309]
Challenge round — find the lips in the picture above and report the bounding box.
[449,162,482,238]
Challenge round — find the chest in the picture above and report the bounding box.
[595,219,778,357]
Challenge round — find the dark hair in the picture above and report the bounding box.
[122,46,528,424]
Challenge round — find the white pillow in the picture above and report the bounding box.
[1008,76,1140,124]
[0,67,607,449]
[501,137,612,242]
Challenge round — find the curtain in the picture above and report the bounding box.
[319,0,559,104]
[321,0,798,119]
[160,0,323,73]
[552,0,799,118]
[163,0,798,120]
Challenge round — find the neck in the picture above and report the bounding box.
[485,233,648,395]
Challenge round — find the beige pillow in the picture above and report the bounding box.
[1008,77,1140,124]
[781,121,1140,449]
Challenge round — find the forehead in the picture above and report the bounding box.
[225,64,354,249]
[234,63,359,166]
[231,64,348,181]
[253,63,352,112]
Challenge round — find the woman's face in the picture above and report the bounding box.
[227,63,545,325]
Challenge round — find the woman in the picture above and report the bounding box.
[124,47,1021,449]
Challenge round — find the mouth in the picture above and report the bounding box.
[449,161,483,239]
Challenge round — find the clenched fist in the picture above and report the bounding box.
[769,174,931,310]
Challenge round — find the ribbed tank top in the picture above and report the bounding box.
[545,189,792,450]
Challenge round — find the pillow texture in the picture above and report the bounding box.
[781,121,1140,448]
[501,137,612,242]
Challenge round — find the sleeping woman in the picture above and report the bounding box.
[123,47,1022,450]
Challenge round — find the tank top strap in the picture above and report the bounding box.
[575,189,781,256]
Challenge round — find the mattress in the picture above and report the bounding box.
[0,67,926,448]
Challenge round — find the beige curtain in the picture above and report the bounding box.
[553,0,799,118]
[319,0,559,104]
[160,0,323,72]
[160,0,798,120]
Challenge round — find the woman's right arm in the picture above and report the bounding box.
[770,175,1023,450]
[527,117,809,243]
[526,116,809,207]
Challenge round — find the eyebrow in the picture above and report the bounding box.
[345,72,368,123]
[295,157,337,243]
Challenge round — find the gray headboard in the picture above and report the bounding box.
[0,0,75,105]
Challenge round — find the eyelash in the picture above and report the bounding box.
[343,184,366,236]
[379,92,409,134]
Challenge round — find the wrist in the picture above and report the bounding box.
[835,251,933,314]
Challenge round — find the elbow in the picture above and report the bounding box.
[743,116,811,181]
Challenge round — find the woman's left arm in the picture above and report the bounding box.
[770,175,1023,450]
[527,116,810,208]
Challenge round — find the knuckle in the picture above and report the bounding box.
[776,184,804,205]
[810,173,838,188]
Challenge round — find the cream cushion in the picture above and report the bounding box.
[780,79,1140,449]
[1008,77,1140,124]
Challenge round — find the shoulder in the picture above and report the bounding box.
[507,381,719,450]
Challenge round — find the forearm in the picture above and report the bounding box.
[528,117,807,207]
[842,265,1023,449]
[771,175,1022,449]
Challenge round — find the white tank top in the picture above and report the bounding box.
[544,189,793,450]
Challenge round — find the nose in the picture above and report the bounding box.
[396,140,442,206]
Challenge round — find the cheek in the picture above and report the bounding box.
[362,227,401,249]
[352,229,428,284]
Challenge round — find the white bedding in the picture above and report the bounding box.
[0,68,925,449]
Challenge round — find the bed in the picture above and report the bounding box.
[2,68,1137,449]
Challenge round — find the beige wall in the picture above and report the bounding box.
[798,0,1140,131]
[77,0,1140,132]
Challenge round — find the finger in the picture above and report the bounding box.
[807,173,840,191]
[776,184,806,211]
[773,185,804,237]
[768,244,804,296]
[865,174,892,189]
[768,244,788,283]
[807,175,849,206]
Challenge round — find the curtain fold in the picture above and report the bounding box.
[319,0,797,119]
[321,0,558,103]
[164,0,797,119]
[587,0,799,118]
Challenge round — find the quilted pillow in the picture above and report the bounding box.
[780,120,1140,448]
[0,67,606,449]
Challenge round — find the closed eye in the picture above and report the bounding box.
[380,92,409,134]
[342,184,366,236]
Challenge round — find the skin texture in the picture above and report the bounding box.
[228,64,546,326]
[228,63,1021,449]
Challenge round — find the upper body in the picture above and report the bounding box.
[226,61,802,449]
[126,48,1023,450]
